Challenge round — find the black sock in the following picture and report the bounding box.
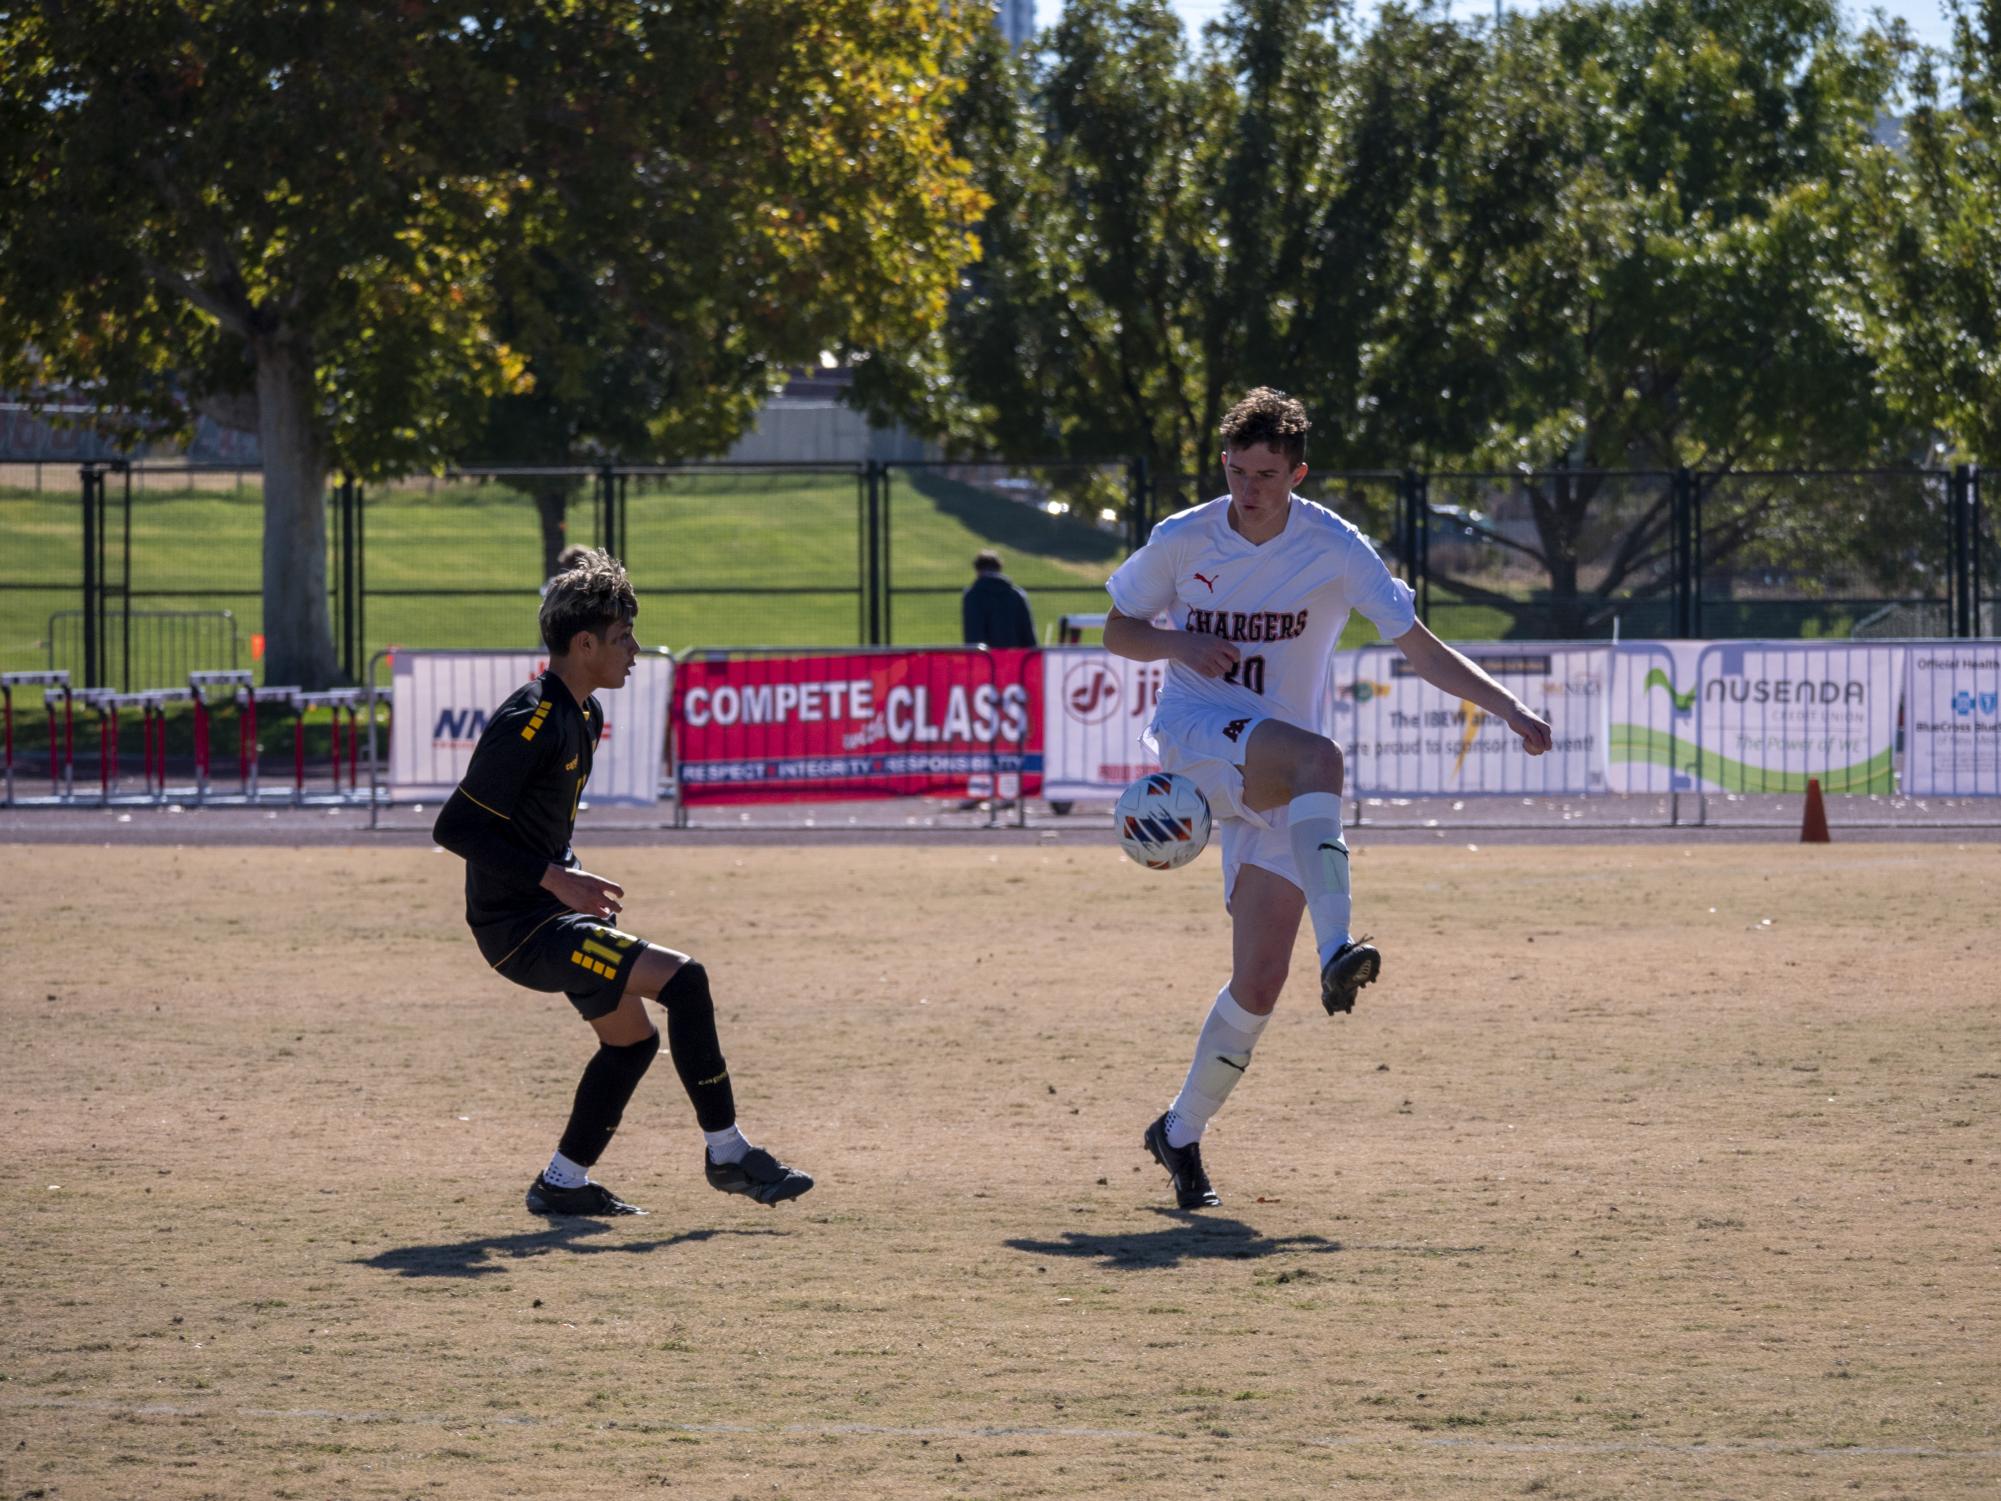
[556,1030,660,1168]
[657,960,738,1132]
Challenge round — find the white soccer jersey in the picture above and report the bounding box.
[1106,493,1417,737]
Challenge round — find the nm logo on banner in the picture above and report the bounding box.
[432,708,490,745]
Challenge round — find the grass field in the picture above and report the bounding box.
[1,840,1995,1498]
[0,469,1504,686]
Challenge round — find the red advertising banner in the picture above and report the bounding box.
[672,648,1043,805]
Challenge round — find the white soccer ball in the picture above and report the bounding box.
[1114,772,1212,871]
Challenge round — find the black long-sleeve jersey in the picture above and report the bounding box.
[431,670,604,962]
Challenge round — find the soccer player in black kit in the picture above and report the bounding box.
[433,551,812,1216]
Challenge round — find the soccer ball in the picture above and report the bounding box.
[1114,772,1212,871]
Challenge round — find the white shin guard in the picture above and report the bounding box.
[1287,791,1352,967]
[1167,988,1273,1145]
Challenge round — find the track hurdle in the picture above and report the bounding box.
[74,688,133,803]
[239,684,302,803]
[132,688,194,801]
[189,670,253,804]
[239,685,368,804]
[301,689,366,798]
[2,670,72,806]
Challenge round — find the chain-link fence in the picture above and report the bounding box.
[4,458,1990,689]
[0,463,82,680]
[1698,469,1953,638]
[882,461,1132,646]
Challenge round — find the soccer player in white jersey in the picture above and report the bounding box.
[1106,387,1553,1209]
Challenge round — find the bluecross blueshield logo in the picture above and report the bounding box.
[1950,690,1999,716]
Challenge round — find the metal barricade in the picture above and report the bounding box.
[2,670,72,806]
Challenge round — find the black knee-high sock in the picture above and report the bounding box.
[557,1030,660,1168]
[657,960,737,1131]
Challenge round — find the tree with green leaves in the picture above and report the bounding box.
[1406,0,1909,631]
[0,2,984,686]
[870,0,1921,635]
[1869,1,2001,461]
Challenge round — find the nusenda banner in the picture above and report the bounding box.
[672,648,1042,804]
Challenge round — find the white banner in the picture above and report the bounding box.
[387,650,672,804]
[1903,645,2001,795]
[1608,641,1902,794]
[1337,644,1606,796]
[1605,641,1704,793]
[1040,648,1165,797]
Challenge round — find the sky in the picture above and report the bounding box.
[1161,0,1961,51]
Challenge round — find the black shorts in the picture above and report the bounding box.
[486,911,649,1021]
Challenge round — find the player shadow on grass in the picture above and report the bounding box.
[1004,1208,1342,1270]
[357,1222,787,1280]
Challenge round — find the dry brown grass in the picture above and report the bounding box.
[1,840,1997,1500]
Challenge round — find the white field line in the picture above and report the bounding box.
[7,1397,1999,1459]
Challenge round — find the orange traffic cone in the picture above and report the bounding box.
[1800,776,1830,844]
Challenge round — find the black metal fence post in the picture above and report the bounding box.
[1670,467,1694,638]
[1400,468,1431,622]
[79,464,99,688]
[116,463,131,689]
[615,470,629,560]
[1972,465,1984,635]
[1398,469,1419,588]
[1127,455,1151,551]
[881,464,895,644]
[1950,464,1974,638]
[863,460,883,645]
[332,473,360,682]
[1689,468,1704,638]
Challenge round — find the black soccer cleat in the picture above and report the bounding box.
[1144,1112,1221,1209]
[705,1146,814,1206]
[1320,938,1382,1016]
[525,1173,647,1217]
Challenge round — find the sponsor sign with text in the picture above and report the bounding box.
[1903,646,2001,795]
[388,650,672,804]
[673,649,1041,804]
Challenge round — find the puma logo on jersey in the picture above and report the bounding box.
[1222,717,1251,742]
[1193,571,1219,592]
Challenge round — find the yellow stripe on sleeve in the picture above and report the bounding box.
[457,787,512,820]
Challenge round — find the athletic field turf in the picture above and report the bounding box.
[2,840,1995,1498]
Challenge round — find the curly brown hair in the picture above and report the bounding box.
[538,549,637,655]
[1220,387,1311,466]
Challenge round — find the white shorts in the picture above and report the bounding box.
[1146,694,1302,907]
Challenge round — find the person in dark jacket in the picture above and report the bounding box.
[961,550,1037,648]
[957,551,1037,808]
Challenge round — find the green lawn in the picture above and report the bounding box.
[2,469,1518,688]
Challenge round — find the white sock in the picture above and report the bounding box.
[1165,988,1272,1147]
[543,1150,589,1189]
[1286,790,1352,968]
[704,1125,749,1164]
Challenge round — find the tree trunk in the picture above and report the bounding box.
[254,334,341,689]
